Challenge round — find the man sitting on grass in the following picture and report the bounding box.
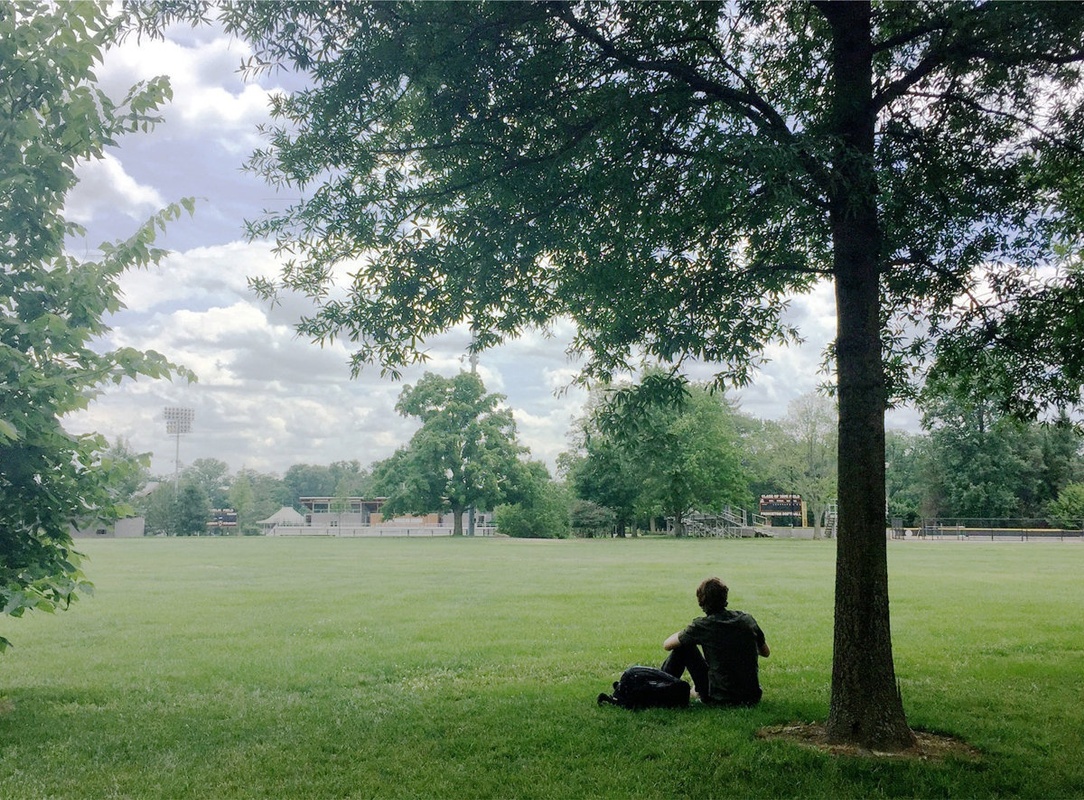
[661,577,770,706]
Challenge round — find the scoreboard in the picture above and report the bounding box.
[758,494,803,525]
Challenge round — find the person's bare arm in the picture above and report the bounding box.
[663,631,682,651]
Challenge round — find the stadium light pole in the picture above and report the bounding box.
[163,406,195,491]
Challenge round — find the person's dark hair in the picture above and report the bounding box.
[696,577,729,614]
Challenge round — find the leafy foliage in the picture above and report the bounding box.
[183,458,232,509]
[773,394,838,536]
[228,468,293,535]
[885,430,930,528]
[373,372,526,534]
[98,438,154,510]
[1047,483,1084,530]
[568,499,617,538]
[0,1,192,651]
[919,379,1082,520]
[174,482,212,536]
[282,460,372,503]
[563,393,642,536]
[492,462,571,539]
[567,379,750,535]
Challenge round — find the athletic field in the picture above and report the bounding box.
[1,537,1081,798]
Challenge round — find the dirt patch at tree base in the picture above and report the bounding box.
[757,723,981,761]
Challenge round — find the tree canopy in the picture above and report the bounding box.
[492,460,571,539]
[776,394,838,537]
[0,1,191,651]
[917,378,1081,521]
[134,0,1084,750]
[567,380,750,536]
[373,371,525,535]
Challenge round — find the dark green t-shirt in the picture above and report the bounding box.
[678,609,766,705]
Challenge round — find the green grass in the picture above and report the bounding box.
[1,537,1082,799]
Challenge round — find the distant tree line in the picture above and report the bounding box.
[116,372,1084,539]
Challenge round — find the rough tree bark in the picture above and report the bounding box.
[821,2,915,751]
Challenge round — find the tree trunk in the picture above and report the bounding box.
[452,509,464,536]
[822,2,916,752]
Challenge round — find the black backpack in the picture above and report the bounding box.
[597,666,691,709]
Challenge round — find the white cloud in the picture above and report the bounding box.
[112,239,284,314]
[65,154,166,224]
[101,29,277,150]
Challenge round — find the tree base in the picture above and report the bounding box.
[758,723,980,760]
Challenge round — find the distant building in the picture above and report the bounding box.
[299,496,387,526]
[257,497,493,536]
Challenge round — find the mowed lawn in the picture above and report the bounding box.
[1,537,1082,799]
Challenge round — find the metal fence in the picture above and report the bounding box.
[915,518,1084,540]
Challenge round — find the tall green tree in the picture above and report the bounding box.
[184,457,231,509]
[138,0,1084,750]
[100,437,154,509]
[282,463,335,502]
[1047,483,1084,531]
[564,392,642,536]
[136,478,211,537]
[885,430,929,528]
[493,461,571,539]
[569,379,749,536]
[731,413,790,505]
[778,393,838,537]
[227,470,256,534]
[229,468,291,534]
[373,372,525,535]
[138,483,177,537]
[568,499,616,538]
[564,438,639,536]
[924,407,1036,520]
[174,480,212,536]
[630,385,750,537]
[0,1,190,652]
[330,460,375,499]
[919,380,1083,520]
[282,460,371,504]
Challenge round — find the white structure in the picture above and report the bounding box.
[257,506,306,535]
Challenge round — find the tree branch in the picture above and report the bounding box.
[543,1,831,192]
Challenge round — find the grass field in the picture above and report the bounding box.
[1,537,1082,799]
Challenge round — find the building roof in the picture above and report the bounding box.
[257,506,306,526]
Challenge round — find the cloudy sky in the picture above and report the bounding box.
[62,18,915,480]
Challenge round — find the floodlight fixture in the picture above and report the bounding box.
[164,406,195,435]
